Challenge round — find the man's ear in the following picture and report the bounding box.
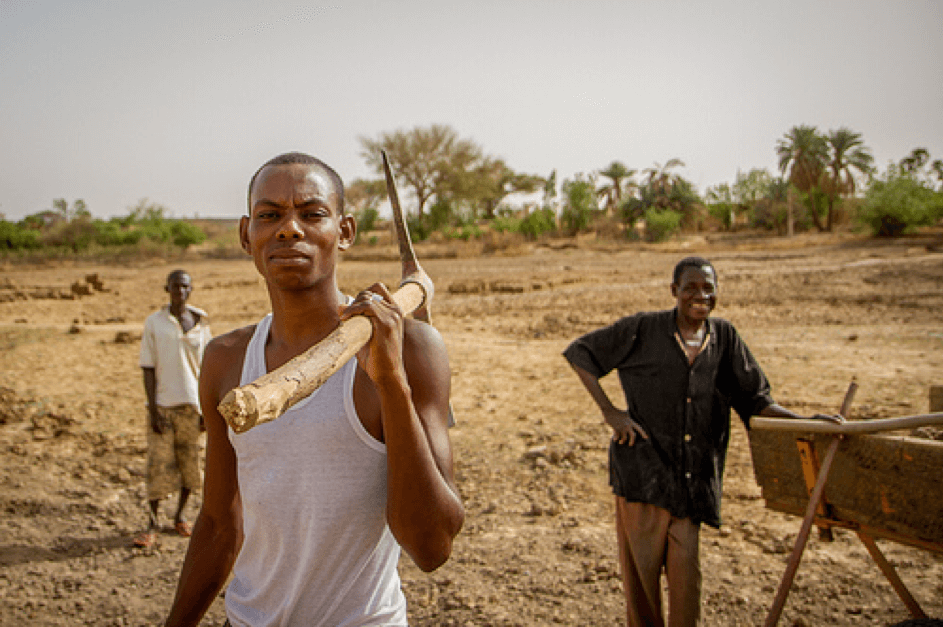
[239,216,251,254]
[670,282,679,298]
[337,214,356,251]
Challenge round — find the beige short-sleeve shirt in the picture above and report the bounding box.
[139,305,212,408]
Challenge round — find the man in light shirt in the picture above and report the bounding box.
[136,269,212,548]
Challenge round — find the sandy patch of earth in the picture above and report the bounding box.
[1,233,941,625]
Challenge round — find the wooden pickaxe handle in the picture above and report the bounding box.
[218,272,432,433]
[219,149,433,433]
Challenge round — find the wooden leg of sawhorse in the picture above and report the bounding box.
[763,436,840,627]
[764,381,858,627]
[856,531,927,619]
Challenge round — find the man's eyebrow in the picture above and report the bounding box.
[251,197,285,210]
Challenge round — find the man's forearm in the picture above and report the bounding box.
[759,403,799,419]
[165,515,240,626]
[759,402,843,423]
[571,365,616,413]
[379,374,462,573]
[142,367,158,411]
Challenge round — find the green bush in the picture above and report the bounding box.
[560,179,597,235]
[169,221,207,249]
[0,220,42,250]
[427,199,454,231]
[41,218,98,251]
[491,216,522,233]
[444,224,482,241]
[857,170,943,236]
[406,214,433,242]
[519,208,557,240]
[353,206,380,235]
[706,203,734,230]
[4,205,207,256]
[93,220,144,246]
[643,208,682,242]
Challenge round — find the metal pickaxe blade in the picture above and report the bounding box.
[382,148,433,322]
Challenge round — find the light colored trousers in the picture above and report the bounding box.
[614,498,702,627]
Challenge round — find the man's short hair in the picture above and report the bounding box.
[246,152,345,215]
[166,269,190,286]
[672,256,716,285]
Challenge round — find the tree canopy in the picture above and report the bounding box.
[776,125,874,231]
[360,124,543,223]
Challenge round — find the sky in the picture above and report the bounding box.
[1,0,941,221]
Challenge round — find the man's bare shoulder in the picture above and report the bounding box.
[402,318,449,388]
[204,324,257,369]
[403,318,447,356]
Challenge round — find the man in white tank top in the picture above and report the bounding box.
[164,153,464,626]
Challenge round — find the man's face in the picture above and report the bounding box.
[240,163,355,290]
[672,266,717,323]
[166,273,192,307]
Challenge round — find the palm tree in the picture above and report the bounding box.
[643,159,685,208]
[931,159,943,190]
[776,125,828,231]
[823,128,874,230]
[900,148,930,174]
[596,161,637,216]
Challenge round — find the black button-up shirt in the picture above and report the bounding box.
[563,309,773,527]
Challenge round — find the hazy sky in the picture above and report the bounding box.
[2,0,941,220]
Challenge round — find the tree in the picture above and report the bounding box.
[465,157,543,220]
[776,125,828,231]
[726,168,775,228]
[822,128,874,230]
[643,159,685,201]
[705,182,735,230]
[899,148,943,191]
[630,160,700,230]
[596,161,637,216]
[50,198,89,223]
[732,169,773,205]
[360,124,482,216]
[346,178,386,212]
[932,160,943,190]
[858,164,943,236]
[560,174,598,235]
[543,170,558,209]
[346,178,386,236]
[899,148,930,174]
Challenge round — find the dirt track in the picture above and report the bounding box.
[1,233,941,626]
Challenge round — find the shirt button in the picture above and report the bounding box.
[685,472,692,479]
[684,434,692,442]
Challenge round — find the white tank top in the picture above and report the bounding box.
[226,314,407,627]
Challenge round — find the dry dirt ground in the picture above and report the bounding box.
[1,233,941,626]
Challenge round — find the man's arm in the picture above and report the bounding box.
[164,334,246,626]
[759,403,844,424]
[141,367,167,434]
[569,364,649,446]
[342,285,464,573]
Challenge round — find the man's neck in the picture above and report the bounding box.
[675,311,706,336]
[266,282,345,352]
[168,302,187,318]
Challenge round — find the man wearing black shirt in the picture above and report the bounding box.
[563,256,840,627]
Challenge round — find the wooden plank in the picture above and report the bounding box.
[749,430,943,549]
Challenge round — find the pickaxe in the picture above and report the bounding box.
[218,150,435,433]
